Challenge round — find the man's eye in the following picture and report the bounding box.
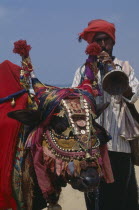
[95,39,101,43]
[105,37,110,41]
[95,37,110,43]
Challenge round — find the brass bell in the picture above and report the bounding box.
[20,69,24,76]
[11,98,16,107]
[85,152,91,159]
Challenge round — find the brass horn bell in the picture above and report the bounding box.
[102,69,129,95]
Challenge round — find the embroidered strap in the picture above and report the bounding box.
[0,89,27,104]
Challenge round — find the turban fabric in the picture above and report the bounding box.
[79,19,115,44]
[0,60,28,209]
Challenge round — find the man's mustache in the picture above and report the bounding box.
[101,47,108,53]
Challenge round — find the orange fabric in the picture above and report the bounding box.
[79,19,115,44]
[0,60,28,209]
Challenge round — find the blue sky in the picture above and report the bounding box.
[0,0,139,86]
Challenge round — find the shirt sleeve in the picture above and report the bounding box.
[122,61,139,103]
[72,65,85,87]
[127,65,138,92]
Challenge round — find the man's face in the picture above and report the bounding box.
[92,33,114,56]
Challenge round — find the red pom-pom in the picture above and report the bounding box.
[85,42,101,56]
[13,40,31,57]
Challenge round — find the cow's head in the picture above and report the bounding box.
[8,86,110,205]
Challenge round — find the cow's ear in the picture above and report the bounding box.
[7,109,42,125]
[96,102,110,118]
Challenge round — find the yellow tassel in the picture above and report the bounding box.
[11,98,16,107]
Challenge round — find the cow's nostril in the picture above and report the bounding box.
[82,178,89,186]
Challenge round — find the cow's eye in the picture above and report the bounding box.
[50,116,69,134]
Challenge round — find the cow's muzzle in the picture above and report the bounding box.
[68,167,100,192]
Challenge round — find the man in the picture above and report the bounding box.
[72,19,139,210]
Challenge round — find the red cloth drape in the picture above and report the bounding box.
[0,60,28,209]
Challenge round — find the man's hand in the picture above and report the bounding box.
[123,86,133,99]
[97,51,113,64]
[97,51,115,71]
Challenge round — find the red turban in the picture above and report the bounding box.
[79,19,115,44]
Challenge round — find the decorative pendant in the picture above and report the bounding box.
[85,152,91,159]
[78,135,91,150]
[81,130,86,134]
[76,119,86,127]
[80,134,88,142]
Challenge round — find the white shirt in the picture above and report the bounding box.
[72,58,139,153]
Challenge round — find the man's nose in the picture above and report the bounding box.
[100,39,105,47]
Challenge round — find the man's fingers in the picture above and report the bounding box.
[102,58,112,63]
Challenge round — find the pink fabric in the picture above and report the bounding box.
[100,144,114,183]
[26,127,55,198]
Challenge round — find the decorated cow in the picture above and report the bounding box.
[0,41,113,210]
